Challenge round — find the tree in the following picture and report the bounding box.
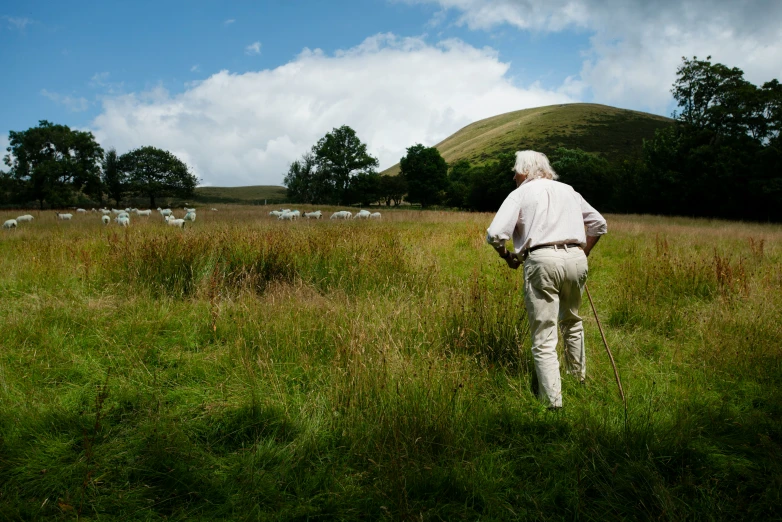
[313,126,378,204]
[400,144,448,208]
[444,159,474,209]
[344,172,381,207]
[3,121,104,208]
[378,174,407,207]
[102,148,126,206]
[119,146,198,208]
[551,148,617,211]
[284,152,323,204]
[465,154,516,212]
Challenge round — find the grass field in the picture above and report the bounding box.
[1,207,780,520]
[380,103,672,177]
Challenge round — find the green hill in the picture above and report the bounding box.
[193,185,287,204]
[380,103,672,176]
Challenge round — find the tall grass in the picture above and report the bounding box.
[0,207,780,519]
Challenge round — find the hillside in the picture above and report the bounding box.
[193,185,287,204]
[381,103,672,176]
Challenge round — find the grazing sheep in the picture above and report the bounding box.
[166,216,186,228]
[117,211,130,220]
[100,209,111,215]
[353,209,371,219]
[101,215,110,225]
[269,210,284,217]
[136,209,152,217]
[278,210,300,221]
[56,213,73,220]
[159,208,173,217]
[76,208,86,213]
[111,209,122,215]
[330,211,352,220]
[16,215,34,223]
[115,215,130,226]
[304,210,322,219]
[211,208,218,211]
[3,219,17,229]
[184,207,196,213]
[370,212,382,219]
[183,211,196,222]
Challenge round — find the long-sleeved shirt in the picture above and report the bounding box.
[486,178,607,253]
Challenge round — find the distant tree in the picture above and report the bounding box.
[444,159,474,209]
[284,152,323,204]
[400,144,448,208]
[313,126,378,204]
[465,153,515,212]
[119,146,198,208]
[378,174,407,206]
[3,120,103,208]
[102,148,127,207]
[345,172,381,207]
[551,148,617,211]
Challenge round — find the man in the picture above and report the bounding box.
[486,150,607,409]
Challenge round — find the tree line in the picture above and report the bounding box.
[286,57,782,222]
[0,121,199,209]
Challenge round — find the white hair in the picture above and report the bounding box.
[513,150,558,181]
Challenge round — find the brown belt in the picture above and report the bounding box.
[522,243,582,259]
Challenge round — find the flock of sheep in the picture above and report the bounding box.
[3,206,382,230]
[270,209,381,220]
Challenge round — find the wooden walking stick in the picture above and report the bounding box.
[585,283,627,412]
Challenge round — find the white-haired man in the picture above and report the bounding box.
[486,150,607,409]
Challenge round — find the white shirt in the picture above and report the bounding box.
[486,178,607,253]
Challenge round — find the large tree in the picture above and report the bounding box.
[102,148,126,207]
[120,146,198,208]
[3,120,104,208]
[400,144,448,208]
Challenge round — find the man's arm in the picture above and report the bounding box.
[584,235,600,257]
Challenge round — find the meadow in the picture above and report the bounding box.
[0,207,780,520]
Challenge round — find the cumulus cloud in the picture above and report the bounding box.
[245,41,262,55]
[91,33,572,186]
[404,0,782,113]
[41,89,89,112]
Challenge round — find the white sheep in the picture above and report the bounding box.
[278,210,300,221]
[111,209,122,215]
[115,215,130,226]
[184,211,196,222]
[370,212,382,219]
[211,208,218,211]
[100,209,111,215]
[16,215,34,223]
[353,210,371,219]
[269,210,284,217]
[101,215,110,225]
[159,208,173,217]
[76,208,86,213]
[304,210,322,219]
[330,211,352,220]
[3,219,17,229]
[117,211,130,220]
[136,209,152,217]
[184,207,196,213]
[166,216,186,228]
[56,213,73,220]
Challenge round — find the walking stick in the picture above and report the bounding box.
[584,283,627,412]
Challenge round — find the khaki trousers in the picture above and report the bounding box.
[523,246,589,408]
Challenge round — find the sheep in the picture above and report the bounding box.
[3,219,17,229]
[16,215,34,223]
[304,210,322,219]
[136,209,152,217]
[370,212,382,219]
[211,208,218,211]
[166,216,186,228]
[183,211,196,222]
[269,210,284,217]
[159,208,173,218]
[56,213,73,220]
[353,209,371,219]
[184,207,196,213]
[330,211,352,220]
[101,215,110,225]
[278,210,300,221]
[76,208,86,213]
[117,211,130,220]
[100,209,111,215]
[111,209,122,215]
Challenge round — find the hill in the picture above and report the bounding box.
[193,185,287,204]
[380,103,672,176]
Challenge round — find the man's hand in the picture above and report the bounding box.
[584,235,601,257]
[504,254,521,270]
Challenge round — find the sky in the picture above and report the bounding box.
[2,0,781,187]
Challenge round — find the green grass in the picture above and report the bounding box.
[381,103,672,176]
[193,185,287,204]
[0,207,780,520]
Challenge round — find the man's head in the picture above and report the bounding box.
[512,150,558,187]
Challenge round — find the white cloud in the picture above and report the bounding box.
[190,64,200,72]
[224,19,235,25]
[41,89,89,112]
[91,33,572,187]
[404,0,782,114]
[245,41,262,55]
[3,16,32,31]
[0,134,9,168]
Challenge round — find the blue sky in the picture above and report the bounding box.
[2,0,780,186]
